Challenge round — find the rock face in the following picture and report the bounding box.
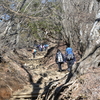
[0,49,32,100]
[62,0,100,52]
[61,0,100,71]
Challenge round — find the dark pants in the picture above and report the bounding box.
[57,62,63,71]
[67,60,74,72]
[33,52,36,58]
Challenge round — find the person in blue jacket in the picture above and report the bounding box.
[65,46,76,72]
[32,48,37,58]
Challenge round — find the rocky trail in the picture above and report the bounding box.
[0,47,100,100]
[1,46,99,100]
[9,50,68,100]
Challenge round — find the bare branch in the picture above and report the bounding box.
[0,4,52,21]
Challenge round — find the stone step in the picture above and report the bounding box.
[11,88,44,100]
[13,89,44,96]
[10,94,38,99]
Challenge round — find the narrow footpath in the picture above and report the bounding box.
[10,51,68,100]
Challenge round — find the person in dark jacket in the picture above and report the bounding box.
[55,49,64,72]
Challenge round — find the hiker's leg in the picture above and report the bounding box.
[67,61,71,72]
[58,63,62,71]
[39,47,41,51]
[33,53,34,58]
[34,52,36,58]
[69,60,74,72]
[70,60,74,70]
[33,53,35,58]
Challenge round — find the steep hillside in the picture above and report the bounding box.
[0,0,100,100]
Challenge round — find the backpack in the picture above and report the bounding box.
[66,47,74,61]
[67,54,74,61]
[57,52,64,62]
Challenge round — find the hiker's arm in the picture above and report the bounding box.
[63,54,66,62]
[32,50,34,53]
[73,54,76,62]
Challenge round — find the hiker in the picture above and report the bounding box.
[32,48,37,58]
[39,44,43,51]
[43,44,49,51]
[42,45,45,51]
[55,49,64,72]
[36,44,40,51]
[65,46,76,72]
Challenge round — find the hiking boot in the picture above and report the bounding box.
[58,70,62,72]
